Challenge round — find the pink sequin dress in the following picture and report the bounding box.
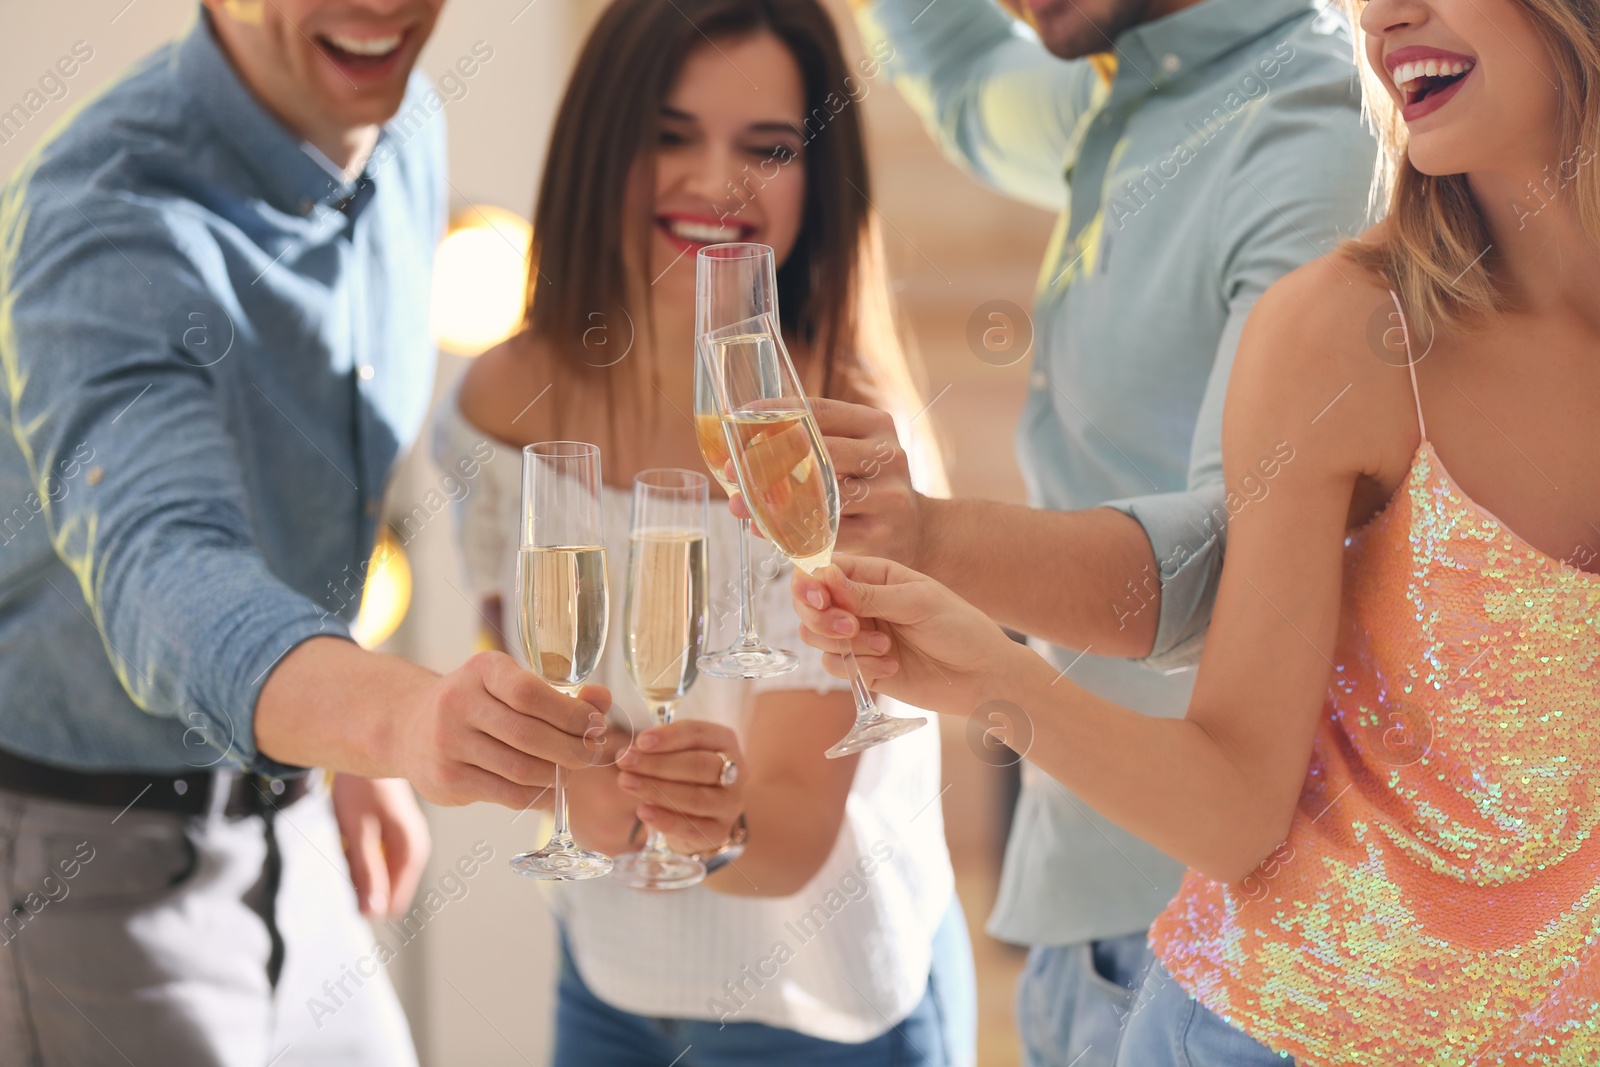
[1150,293,1600,1065]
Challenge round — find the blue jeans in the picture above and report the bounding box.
[1113,962,1293,1067]
[1017,931,1154,1067]
[553,895,976,1067]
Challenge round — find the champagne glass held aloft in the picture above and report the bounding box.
[511,441,614,880]
[697,243,928,759]
[612,469,713,891]
[692,245,800,681]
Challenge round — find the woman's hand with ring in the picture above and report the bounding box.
[616,720,745,856]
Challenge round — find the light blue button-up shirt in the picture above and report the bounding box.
[0,12,444,775]
[856,0,1376,942]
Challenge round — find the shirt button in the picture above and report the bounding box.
[357,364,375,381]
[1162,53,1182,73]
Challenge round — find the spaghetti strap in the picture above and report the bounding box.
[1389,289,1427,440]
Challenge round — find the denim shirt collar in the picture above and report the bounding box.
[176,9,378,219]
[1110,0,1327,98]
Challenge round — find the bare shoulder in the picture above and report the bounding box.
[1226,235,1420,484]
[1236,244,1392,397]
[457,332,554,446]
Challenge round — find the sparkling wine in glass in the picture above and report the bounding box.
[697,244,927,759]
[510,441,614,880]
[693,245,799,680]
[612,469,713,891]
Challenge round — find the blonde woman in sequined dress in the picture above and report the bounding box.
[785,0,1600,1062]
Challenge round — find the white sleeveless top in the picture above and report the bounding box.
[431,382,953,1042]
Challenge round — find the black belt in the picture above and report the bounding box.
[0,745,312,818]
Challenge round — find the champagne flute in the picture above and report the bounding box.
[612,469,713,891]
[510,441,614,880]
[693,245,799,680]
[697,243,928,759]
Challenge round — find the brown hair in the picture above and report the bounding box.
[525,0,931,467]
[1342,0,1600,333]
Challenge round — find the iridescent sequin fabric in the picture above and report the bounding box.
[1150,440,1600,1065]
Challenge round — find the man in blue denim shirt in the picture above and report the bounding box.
[0,3,605,1062]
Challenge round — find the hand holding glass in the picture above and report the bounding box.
[511,441,614,879]
[693,246,799,681]
[612,469,713,890]
[697,243,927,758]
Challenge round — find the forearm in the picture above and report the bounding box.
[703,691,857,898]
[920,496,1160,657]
[999,651,1283,881]
[706,775,848,898]
[255,636,434,777]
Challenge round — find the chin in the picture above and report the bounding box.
[652,252,699,296]
[320,86,414,130]
[1404,134,1486,179]
[1033,16,1099,60]
[355,97,413,129]
[1027,0,1142,60]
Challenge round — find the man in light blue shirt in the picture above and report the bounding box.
[0,3,605,1062]
[810,0,1376,1062]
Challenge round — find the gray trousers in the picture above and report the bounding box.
[0,778,417,1066]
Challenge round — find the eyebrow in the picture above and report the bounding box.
[659,106,802,137]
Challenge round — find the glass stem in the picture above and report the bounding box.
[548,683,579,848]
[643,702,675,855]
[840,646,880,724]
[736,516,763,647]
[548,765,572,846]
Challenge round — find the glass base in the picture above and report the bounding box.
[610,848,706,891]
[509,845,614,881]
[698,641,799,680]
[825,712,929,759]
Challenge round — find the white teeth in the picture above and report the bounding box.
[326,33,402,56]
[667,219,741,243]
[1393,57,1474,93]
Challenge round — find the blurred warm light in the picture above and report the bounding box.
[431,205,533,357]
[352,530,413,650]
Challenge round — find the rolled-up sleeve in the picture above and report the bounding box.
[3,200,346,774]
[855,0,1100,211]
[1103,77,1376,671]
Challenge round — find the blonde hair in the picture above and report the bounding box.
[1341,0,1600,332]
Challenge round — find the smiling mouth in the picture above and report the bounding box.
[1393,57,1476,107]
[657,216,755,249]
[316,31,407,72]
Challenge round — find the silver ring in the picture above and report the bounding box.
[716,751,739,788]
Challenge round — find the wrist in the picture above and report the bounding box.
[915,494,948,575]
[257,638,433,779]
[692,811,749,873]
[352,647,438,780]
[998,640,1064,716]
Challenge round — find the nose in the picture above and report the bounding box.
[1361,0,1428,37]
[681,137,748,216]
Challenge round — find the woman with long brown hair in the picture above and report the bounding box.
[432,0,972,1062]
[788,0,1600,1062]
